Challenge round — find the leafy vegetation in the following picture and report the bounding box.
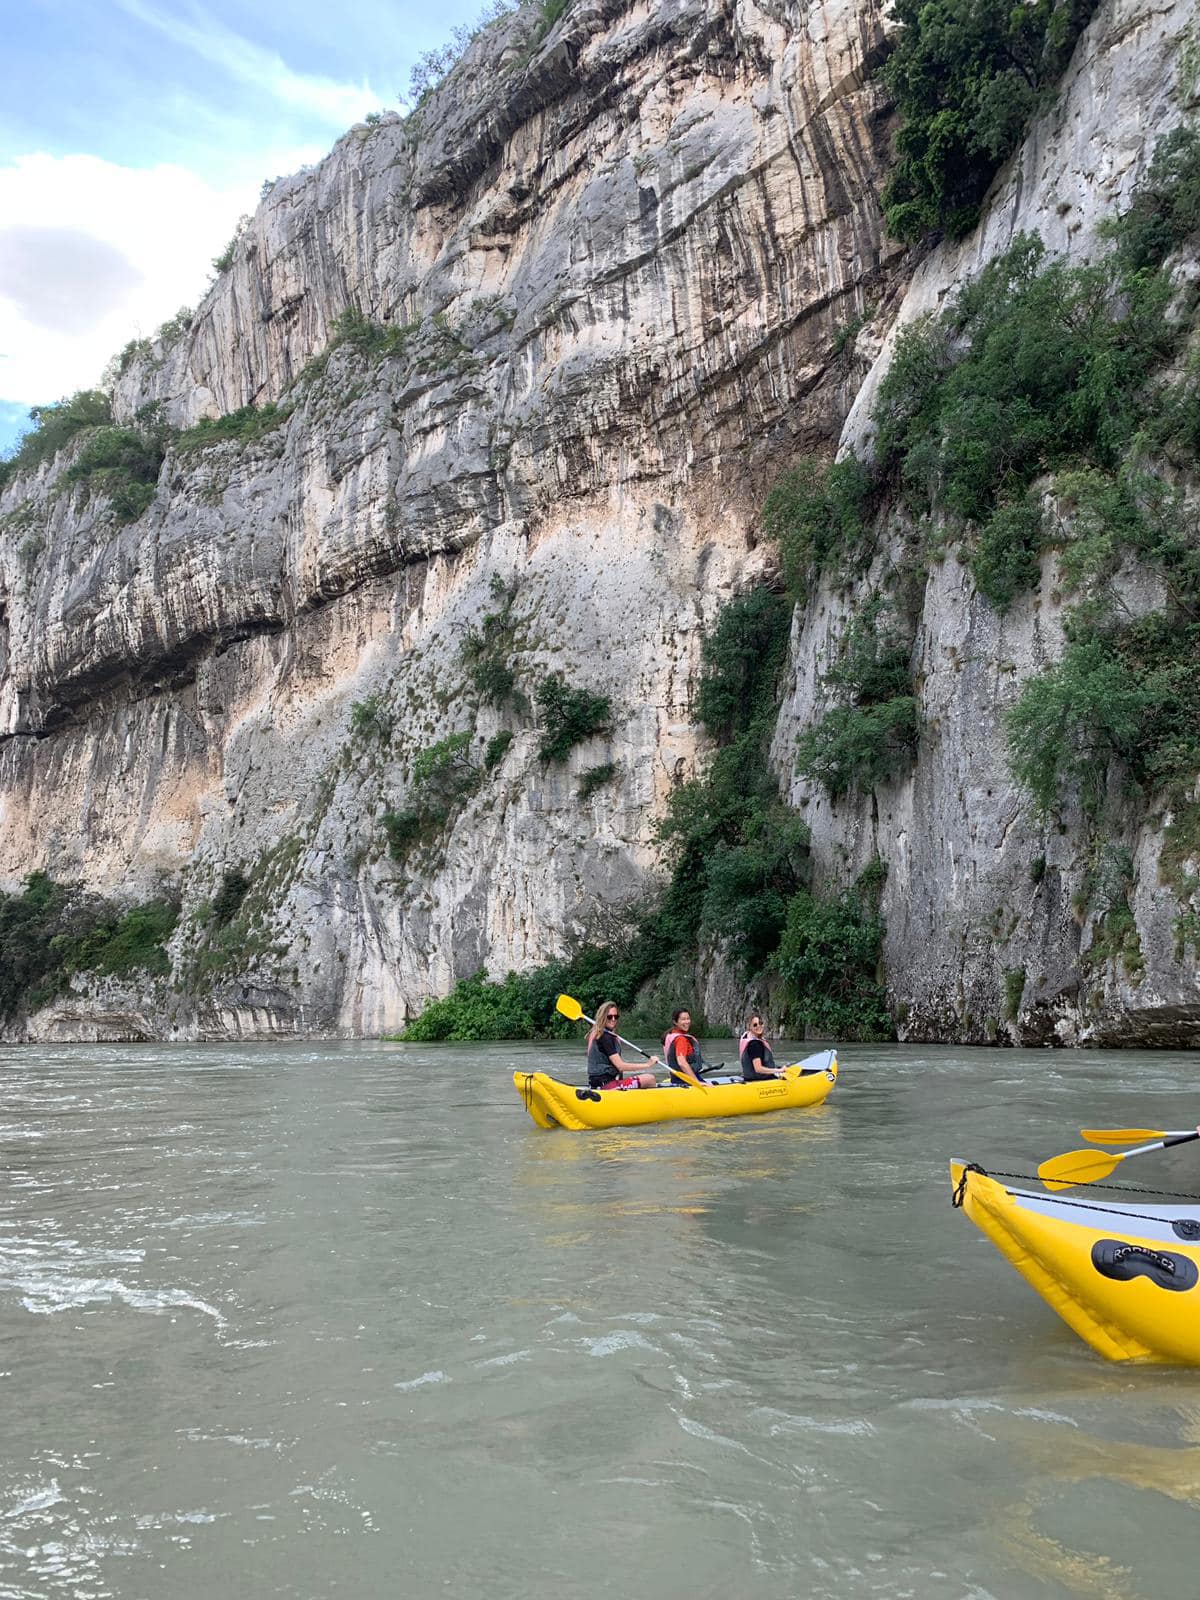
[537,0,570,40]
[403,586,893,1041]
[383,734,481,864]
[382,808,424,862]
[796,595,920,797]
[183,837,301,987]
[796,697,920,798]
[62,421,171,524]
[177,403,289,452]
[349,694,393,745]
[0,390,112,491]
[578,762,618,800]
[212,216,249,274]
[534,674,612,762]
[763,456,873,591]
[460,576,524,710]
[772,864,892,1041]
[1003,966,1026,1020]
[881,0,1101,242]
[210,869,252,927]
[407,0,517,105]
[0,873,178,1020]
[993,133,1200,819]
[483,730,515,769]
[329,305,417,361]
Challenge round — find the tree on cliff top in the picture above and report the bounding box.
[881,0,1101,242]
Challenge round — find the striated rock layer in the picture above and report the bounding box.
[773,0,1200,1046]
[0,0,900,1039]
[0,0,1195,1043]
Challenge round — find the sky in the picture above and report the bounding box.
[0,0,491,455]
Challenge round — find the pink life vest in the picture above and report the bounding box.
[663,1030,700,1073]
[740,1031,777,1074]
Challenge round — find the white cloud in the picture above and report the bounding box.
[0,152,265,404]
[115,0,379,127]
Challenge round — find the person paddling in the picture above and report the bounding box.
[663,1009,705,1085]
[740,1012,783,1081]
[587,1002,658,1090]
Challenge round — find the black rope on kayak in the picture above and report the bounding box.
[951,1162,986,1208]
[519,1073,536,1114]
[987,1167,1200,1203]
[958,1163,1200,1228]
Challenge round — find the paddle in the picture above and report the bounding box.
[1038,1130,1200,1191]
[554,993,707,1090]
[1081,1127,1195,1145]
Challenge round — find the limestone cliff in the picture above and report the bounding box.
[0,0,1195,1043]
[0,0,899,1039]
[773,0,1200,1046]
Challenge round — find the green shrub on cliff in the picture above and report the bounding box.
[62,424,169,524]
[0,873,178,1020]
[795,595,920,797]
[382,734,480,864]
[0,390,112,491]
[763,456,873,589]
[461,576,524,710]
[176,403,289,452]
[881,0,1102,242]
[535,675,612,762]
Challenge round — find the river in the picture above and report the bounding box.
[2,1040,1200,1599]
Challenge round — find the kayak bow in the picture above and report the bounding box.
[950,1160,1200,1364]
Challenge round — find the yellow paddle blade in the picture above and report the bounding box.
[1037,1146,1123,1191]
[1080,1127,1169,1145]
[670,1064,708,1092]
[555,993,584,1022]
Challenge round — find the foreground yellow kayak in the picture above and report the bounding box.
[950,1160,1200,1364]
[515,1051,837,1131]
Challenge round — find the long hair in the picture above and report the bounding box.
[588,1000,620,1047]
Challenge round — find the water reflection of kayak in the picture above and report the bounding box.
[950,1159,1200,1364]
[514,1050,837,1131]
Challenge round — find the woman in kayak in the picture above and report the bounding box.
[740,1012,783,1081]
[663,1009,705,1083]
[587,1002,658,1090]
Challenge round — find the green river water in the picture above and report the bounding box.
[3,1040,1200,1599]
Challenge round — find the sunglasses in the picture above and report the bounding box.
[606,1011,620,1021]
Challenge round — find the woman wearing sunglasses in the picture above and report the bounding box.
[586,1002,658,1090]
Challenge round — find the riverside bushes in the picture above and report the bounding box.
[0,873,178,1020]
[773,869,891,1040]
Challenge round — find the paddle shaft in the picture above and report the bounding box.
[1082,1126,1198,1145]
[1119,1131,1200,1161]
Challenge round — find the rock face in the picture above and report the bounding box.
[0,0,1195,1043]
[0,0,900,1039]
[775,0,1200,1046]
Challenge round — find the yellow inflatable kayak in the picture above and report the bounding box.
[515,1051,837,1130]
[950,1160,1200,1364]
